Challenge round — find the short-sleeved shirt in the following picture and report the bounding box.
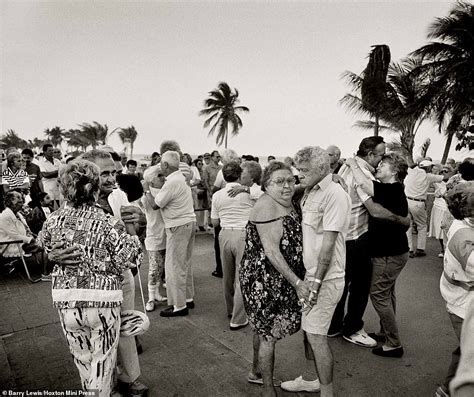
[301,174,351,281]
[404,167,444,200]
[211,182,253,228]
[38,157,62,200]
[25,163,43,198]
[155,170,196,228]
[368,181,409,257]
[1,168,29,190]
[338,157,375,240]
[213,169,226,190]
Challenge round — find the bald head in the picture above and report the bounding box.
[326,145,341,169]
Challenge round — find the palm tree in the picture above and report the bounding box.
[341,57,432,163]
[411,1,474,163]
[360,45,391,136]
[199,82,249,148]
[116,126,138,159]
[0,129,28,150]
[78,122,109,149]
[44,126,64,148]
[64,129,90,152]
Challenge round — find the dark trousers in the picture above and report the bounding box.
[214,224,222,275]
[329,232,372,337]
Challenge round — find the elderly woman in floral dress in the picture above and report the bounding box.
[240,161,309,397]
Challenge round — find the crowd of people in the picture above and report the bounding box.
[0,138,472,397]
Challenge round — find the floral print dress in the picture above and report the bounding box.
[240,210,305,340]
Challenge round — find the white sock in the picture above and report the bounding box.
[173,305,186,312]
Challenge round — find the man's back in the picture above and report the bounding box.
[211,183,253,228]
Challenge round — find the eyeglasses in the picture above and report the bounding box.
[270,177,296,187]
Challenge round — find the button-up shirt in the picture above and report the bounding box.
[338,157,375,241]
[155,170,196,228]
[405,167,444,200]
[301,174,351,281]
[211,182,254,228]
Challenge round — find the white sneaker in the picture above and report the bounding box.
[145,300,155,312]
[280,376,320,392]
[343,328,377,347]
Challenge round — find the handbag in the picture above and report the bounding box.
[120,264,150,337]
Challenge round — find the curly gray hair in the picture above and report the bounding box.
[294,146,330,176]
[445,181,474,220]
[60,160,100,207]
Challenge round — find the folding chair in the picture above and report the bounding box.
[0,240,41,283]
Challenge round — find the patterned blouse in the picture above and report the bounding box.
[38,204,143,309]
[1,168,29,190]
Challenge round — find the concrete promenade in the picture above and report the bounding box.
[0,233,457,396]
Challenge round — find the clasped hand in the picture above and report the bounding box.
[296,280,319,311]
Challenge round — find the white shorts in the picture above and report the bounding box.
[302,278,344,335]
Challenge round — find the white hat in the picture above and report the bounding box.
[419,160,433,168]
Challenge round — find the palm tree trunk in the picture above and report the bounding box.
[441,132,454,164]
[374,115,379,136]
[130,143,134,160]
[224,132,228,149]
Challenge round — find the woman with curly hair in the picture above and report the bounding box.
[38,159,142,397]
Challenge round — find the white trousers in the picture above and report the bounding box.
[59,307,121,397]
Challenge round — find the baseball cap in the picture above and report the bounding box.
[419,160,433,168]
[203,153,211,158]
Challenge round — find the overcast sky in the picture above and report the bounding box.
[2,0,471,160]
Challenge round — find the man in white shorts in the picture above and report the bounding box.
[282,146,350,397]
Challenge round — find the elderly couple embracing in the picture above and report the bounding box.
[240,146,351,397]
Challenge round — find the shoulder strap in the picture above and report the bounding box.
[251,216,283,225]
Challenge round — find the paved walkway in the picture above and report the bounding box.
[0,234,458,396]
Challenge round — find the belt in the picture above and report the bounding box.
[443,271,474,292]
[221,227,245,231]
[407,196,426,202]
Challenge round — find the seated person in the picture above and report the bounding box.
[0,190,48,278]
[26,192,53,236]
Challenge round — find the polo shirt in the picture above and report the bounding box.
[211,182,254,228]
[154,170,196,228]
[338,157,375,241]
[301,174,351,281]
[38,157,61,200]
[404,167,444,200]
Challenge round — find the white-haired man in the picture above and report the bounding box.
[282,146,351,397]
[145,151,196,317]
[326,145,342,174]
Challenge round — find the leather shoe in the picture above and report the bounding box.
[117,379,149,397]
[160,306,189,317]
[372,346,404,358]
[211,271,223,278]
[415,249,426,257]
[186,301,195,309]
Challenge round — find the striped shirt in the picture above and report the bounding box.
[1,168,29,189]
[338,157,375,241]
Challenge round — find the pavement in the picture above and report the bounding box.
[0,233,457,396]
